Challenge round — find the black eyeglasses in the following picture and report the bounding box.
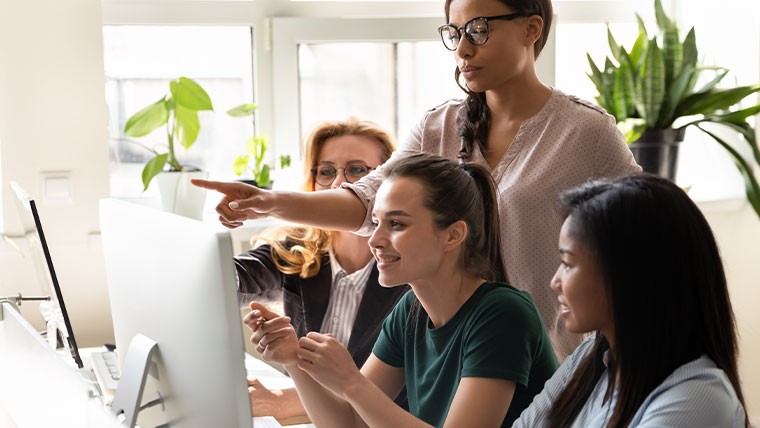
[311,163,374,186]
[438,13,532,51]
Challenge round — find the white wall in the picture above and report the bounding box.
[0,0,113,346]
[703,203,760,420]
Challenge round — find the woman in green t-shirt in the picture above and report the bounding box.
[246,153,557,428]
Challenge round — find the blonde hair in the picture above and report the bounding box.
[258,117,395,278]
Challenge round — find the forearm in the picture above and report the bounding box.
[271,188,366,232]
[269,388,307,421]
[287,365,364,428]
[341,376,433,428]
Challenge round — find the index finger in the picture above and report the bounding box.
[191,178,242,194]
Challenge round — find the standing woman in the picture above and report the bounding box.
[247,154,557,428]
[514,174,748,427]
[234,117,408,421]
[194,0,641,358]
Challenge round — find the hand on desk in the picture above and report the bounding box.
[248,378,306,421]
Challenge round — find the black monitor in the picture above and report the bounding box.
[10,181,83,369]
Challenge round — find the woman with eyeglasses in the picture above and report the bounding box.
[234,117,409,422]
[194,0,640,360]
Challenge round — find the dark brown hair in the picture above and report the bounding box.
[382,153,506,282]
[548,174,747,427]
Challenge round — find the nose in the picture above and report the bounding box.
[368,224,386,250]
[455,34,474,58]
[549,266,562,292]
[331,168,349,189]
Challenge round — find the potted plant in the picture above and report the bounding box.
[122,76,214,219]
[587,0,760,217]
[227,103,291,189]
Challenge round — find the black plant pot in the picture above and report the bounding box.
[628,128,686,181]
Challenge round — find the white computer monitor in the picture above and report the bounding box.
[99,198,251,428]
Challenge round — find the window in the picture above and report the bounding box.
[297,41,463,141]
[102,26,254,198]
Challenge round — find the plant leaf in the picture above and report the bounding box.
[659,64,694,127]
[258,165,271,188]
[635,39,665,128]
[709,104,760,125]
[694,66,729,94]
[607,25,623,64]
[124,98,169,137]
[678,84,760,117]
[171,77,214,111]
[175,104,200,150]
[681,27,697,69]
[635,13,648,37]
[233,155,249,176]
[629,31,648,70]
[697,125,760,218]
[662,25,682,88]
[654,0,673,31]
[227,103,258,117]
[141,153,168,191]
[613,60,635,120]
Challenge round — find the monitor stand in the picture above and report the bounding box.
[110,333,159,428]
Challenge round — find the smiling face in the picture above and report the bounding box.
[313,135,385,191]
[368,177,456,287]
[550,216,614,343]
[448,0,541,93]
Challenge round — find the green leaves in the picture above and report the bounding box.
[585,0,760,221]
[122,76,214,191]
[124,98,169,137]
[226,103,258,117]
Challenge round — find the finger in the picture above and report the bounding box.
[247,378,260,387]
[249,302,284,321]
[304,331,331,343]
[190,178,241,194]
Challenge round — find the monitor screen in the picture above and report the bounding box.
[10,181,83,369]
[99,198,251,427]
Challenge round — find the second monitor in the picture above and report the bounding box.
[100,198,251,428]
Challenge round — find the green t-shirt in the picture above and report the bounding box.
[372,282,558,427]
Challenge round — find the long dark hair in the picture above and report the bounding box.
[383,153,506,282]
[547,174,747,427]
[443,0,553,161]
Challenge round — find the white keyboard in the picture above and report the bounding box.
[90,350,121,402]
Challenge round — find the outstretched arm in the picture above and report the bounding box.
[191,179,366,231]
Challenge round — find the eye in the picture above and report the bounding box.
[318,167,336,177]
[347,164,370,176]
[390,220,405,229]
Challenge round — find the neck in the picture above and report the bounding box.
[485,73,551,121]
[331,231,373,274]
[411,265,485,328]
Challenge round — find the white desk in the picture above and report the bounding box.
[246,354,315,428]
[0,301,122,428]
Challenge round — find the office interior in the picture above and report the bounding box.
[0,0,758,425]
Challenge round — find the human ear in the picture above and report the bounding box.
[444,220,468,252]
[524,15,544,48]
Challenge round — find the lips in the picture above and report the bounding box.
[459,64,480,78]
[374,253,400,268]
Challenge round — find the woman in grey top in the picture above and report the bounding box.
[513,174,747,428]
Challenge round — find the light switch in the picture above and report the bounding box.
[42,171,73,204]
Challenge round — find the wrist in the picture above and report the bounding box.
[340,370,370,403]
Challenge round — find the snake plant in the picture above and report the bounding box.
[587,0,760,218]
[123,77,214,190]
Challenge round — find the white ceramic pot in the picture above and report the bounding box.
[156,170,208,220]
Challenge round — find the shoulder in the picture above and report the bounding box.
[469,283,545,331]
[417,98,465,127]
[637,356,746,426]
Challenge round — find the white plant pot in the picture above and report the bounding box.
[156,171,208,220]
